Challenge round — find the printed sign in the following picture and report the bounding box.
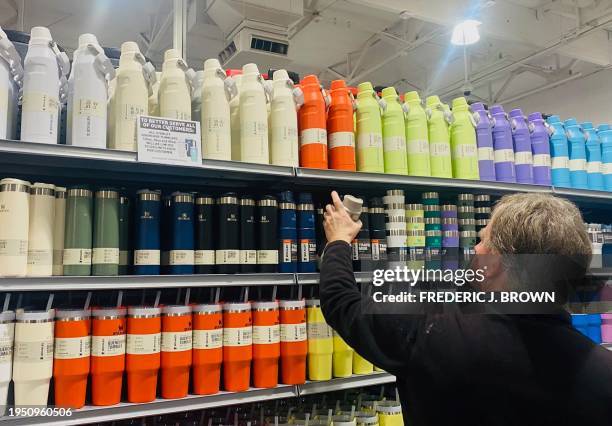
[137,116,201,166]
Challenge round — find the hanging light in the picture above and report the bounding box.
[451,20,481,46]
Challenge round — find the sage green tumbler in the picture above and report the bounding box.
[92,189,120,276]
[119,196,130,275]
[63,188,93,276]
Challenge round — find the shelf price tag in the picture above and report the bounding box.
[137,115,202,167]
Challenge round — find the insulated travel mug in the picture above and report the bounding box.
[298,193,317,273]
[279,300,307,385]
[258,196,279,272]
[161,305,192,399]
[0,178,30,277]
[223,302,252,391]
[192,304,223,395]
[306,299,333,381]
[126,306,161,403]
[63,187,93,276]
[168,192,195,275]
[92,189,120,276]
[195,196,215,274]
[134,190,161,275]
[52,187,66,276]
[252,301,280,388]
[27,183,56,277]
[216,193,240,274]
[240,196,257,273]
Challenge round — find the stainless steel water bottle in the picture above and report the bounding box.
[93,189,120,276]
[27,183,56,277]
[216,193,240,274]
[134,190,161,275]
[240,196,257,273]
[63,187,93,276]
[297,193,317,273]
[168,192,195,275]
[257,195,278,273]
[195,195,215,274]
[278,191,297,273]
[0,178,30,277]
[52,187,66,276]
[368,197,387,270]
[119,196,130,275]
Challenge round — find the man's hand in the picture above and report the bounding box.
[323,191,362,245]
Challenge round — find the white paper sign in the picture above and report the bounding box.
[137,116,201,166]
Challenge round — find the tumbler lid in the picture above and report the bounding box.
[162,305,192,315]
[279,299,305,309]
[91,306,127,317]
[343,195,363,216]
[252,301,279,311]
[128,306,161,316]
[55,308,90,320]
[192,303,222,314]
[16,309,55,321]
[305,299,321,307]
[0,311,15,322]
[375,401,402,414]
[223,302,251,312]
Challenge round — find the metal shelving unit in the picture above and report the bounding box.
[0,373,396,426]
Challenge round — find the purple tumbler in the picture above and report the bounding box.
[470,103,496,181]
[490,105,516,183]
[527,112,552,186]
[509,109,534,184]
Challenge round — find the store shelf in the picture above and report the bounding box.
[297,272,372,285]
[0,273,296,292]
[0,139,293,188]
[294,167,551,196]
[0,386,298,426]
[298,373,396,396]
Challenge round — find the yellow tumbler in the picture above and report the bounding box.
[306,299,334,381]
[332,331,353,377]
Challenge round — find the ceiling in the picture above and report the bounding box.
[2,0,612,106]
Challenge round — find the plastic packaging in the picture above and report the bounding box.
[126,306,161,403]
[355,82,384,173]
[222,302,252,392]
[192,304,223,395]
[327,80,356,171]
[161,305,192,399]
[270,69,299,167]
[404,91,430,176]
[26,183,56,277]
[299,75,328,169]
[252,301,280,388]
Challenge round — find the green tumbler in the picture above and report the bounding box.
[92,189,120,276]
[63,188,93,276]
[119,196,130,275]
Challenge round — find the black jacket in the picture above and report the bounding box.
[320,240,612,426]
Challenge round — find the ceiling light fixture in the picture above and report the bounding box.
[450,20,481,46]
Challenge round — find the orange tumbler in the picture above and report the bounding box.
[192,303,223,395]
[251,301,280,388]
[90,306,126,406]
[53,308,91,409]
[299,75,328,169]
[161,305,192,399]
[126,306,161,403]
[327,80,356,171]
[279,300,307,385]
[222,302,252,392]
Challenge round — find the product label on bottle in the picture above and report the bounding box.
[75,98,105,140]
[22,92,59,138]
[569,158,586,172]
[257,250,279,265]
[280,322,307,342]
[371,240,387,261]
[54,336,91,359]
[126,333,161,355]
[165,110,191,121]
[203,116,229,157]
[193,328,223,349]
[15,339,54,363]
[240,250,257,265]
[134,249,161,265]
[299,239,316,263]
[62,248,92,266]
[406,139,428,154]
[215,249,240,265]
[477,147,494,161]
[307,322,333,340]
[26,249,52,266]
[494,149,515,164]
[272,125,298,144]
[587,161,602,174]
[119,250,129,266]
[0,239,28,257]
[454,144,477,159]
[91,334,126,357]
[169,250,195,265]
[161,330,192,352]
[252,325,280,344]
[0,326,14,364]
[551,156,569,170]
[329,131,355,149]
[195,250,215,265]
[121,104,146,122]
[430,141,451,157]
[300,128,327,147]
[281,240,298,263]
[383,135,406,153]
[533,154,551,167]
[92,247,120,264]
[358,133,383,149]
[223,326,252,347]
[603,163,612,175]
[514,151,533,165]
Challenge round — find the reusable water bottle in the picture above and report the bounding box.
[0,27,22,140]
[257,195,279,272]
[168,192,194,275]
[27,183,56,277]
[582,122,604,191]
[509,109,534,184]
[63,187,94,275]
[52,187,66,275]
[201,58,232,160]
[380,87,407,175]
[369,198,387,269]
[469,102,496,181]
[299,75,328,169]
[67,33,113,148]
[599,129,612,191]
[133,190,160,275]
[450,97,479,180]
[425,96,452,178]
[240,196,257,273]
[490,105,515,182]
[192,304,222,395]
[251,301,280,389]
[327,80,356,171]
[352,202,372,272]
[404,91,430,176]
[109,42,150,151]
[191,70,204,122]
[0,178,30,277]
[126,306,161,403]
[147,72,161,117]
[160,305,192,399]
[159,49,191,120]
[270,69,300,167]
[230,74,243,161]
[0,310,14,414]
[356,82,384,173]
[195,195,215,274]
[216,193,240,273]
[306,299,333,381]
[222,302,252,392]
[118,196,130,274]
[564,118,588,189]
[279,300,307,385]
[239,63,269,163]
[21,26,68,144]
[279,190,298,273]
[297,193,317,273]
[546,115,571,188]
[527,112,551,186]
[92,189,120,276]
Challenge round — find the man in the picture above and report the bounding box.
[320,191,612,426]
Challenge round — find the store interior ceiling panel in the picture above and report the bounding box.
[1,0,612,104]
